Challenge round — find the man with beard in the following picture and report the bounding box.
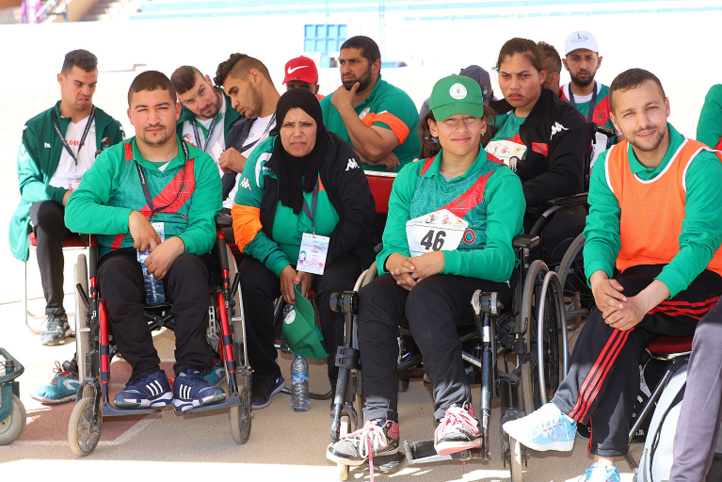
[214,54,280,201]
[63,70,225,411]
[561,31,620,164]
[171,65,246,209]
[321,35,420,172]
[10,49,124,350]
[504,68,722,482]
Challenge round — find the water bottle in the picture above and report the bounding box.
[291,354,310,412]
[142,264,165,304]
[138,250,165,304]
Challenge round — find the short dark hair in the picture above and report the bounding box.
[171,65,203,95]
[61,49,97,75]
[128,70,177,106]
[214,53,273,88]
[495,37,545,73]
[340,36,381,63]
[609,68,666,112]
[537,41,561,75]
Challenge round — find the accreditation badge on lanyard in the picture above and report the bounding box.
[297,180,329,275]
[406,209,468,257]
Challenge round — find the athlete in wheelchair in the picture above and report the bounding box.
[63,71,251,455]
[326,74,532,469]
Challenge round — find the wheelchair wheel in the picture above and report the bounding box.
[230,385,252,444]
[338,415,351,481]
[557,233,593,332]
[74,254,92,383]
[0,394,26,445]
[68,396,102,456]
[519,260,567,415]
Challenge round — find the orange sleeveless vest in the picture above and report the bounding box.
[606,137,722,276]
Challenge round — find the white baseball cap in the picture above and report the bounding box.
[565,31,599,55]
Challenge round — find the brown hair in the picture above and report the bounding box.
[170,65,203,95]
[128,70,176,106]
[214,53,273,88]
[609,68,666,112]
[495,37,545,73]
[61,49,97,74]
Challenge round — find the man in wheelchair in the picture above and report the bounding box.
[326,75,525,465]
[503,69,722,481]
[64,71,226,412]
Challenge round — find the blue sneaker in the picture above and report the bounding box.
[578,463,620,482]
[30,361,79,404]
[173,368,226,412]
[502,402,576,451]
[251,375,285,410]
[203,359,226,385]
[115,371,173,409]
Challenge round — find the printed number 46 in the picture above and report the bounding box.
[420,229,446,251]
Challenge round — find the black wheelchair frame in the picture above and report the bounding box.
[67,215,252,456]
[328,233,569,481]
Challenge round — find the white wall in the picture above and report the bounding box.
[0,8,720,303]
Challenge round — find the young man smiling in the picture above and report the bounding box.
[504,68,722,482]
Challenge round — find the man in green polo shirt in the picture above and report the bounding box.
[321,35,421,172]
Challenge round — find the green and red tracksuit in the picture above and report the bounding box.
[66,135,222,380]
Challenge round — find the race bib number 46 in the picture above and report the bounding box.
[406,209,468,257]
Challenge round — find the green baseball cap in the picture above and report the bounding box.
[429,74,485,121]
[281,286,329,360]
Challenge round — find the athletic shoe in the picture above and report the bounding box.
[578,463,621,482]
[203,358,226,385]
[327,418,400,466]
[114,371,173,409]
[30,360,79,404]
[173,368,226,412]
[434,402,482,456]
[251,375,285,410]
[40,313,71,346]
[502,402,576,452]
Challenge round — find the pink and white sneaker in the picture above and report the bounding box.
[434,402,482,456]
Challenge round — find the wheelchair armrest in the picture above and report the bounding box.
[512,234,539,250]
[547,193,588,208]
[215,213,233,227]
[596,125,616,140]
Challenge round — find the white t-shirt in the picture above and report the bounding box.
[225,114,275,208]
[49,115,96,189]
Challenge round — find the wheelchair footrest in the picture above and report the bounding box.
[361,451,406,474]
[102,401,163,417]
[404,439,484,465]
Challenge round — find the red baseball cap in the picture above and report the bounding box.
[283,56,319,85]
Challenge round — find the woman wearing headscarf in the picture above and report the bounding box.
[231,89,376,409]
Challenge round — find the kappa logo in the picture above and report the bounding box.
[240,177,252,190]
[550,122,568,139]
[44,142,51,148]
[287,65,308,74]
[345,158,360,171]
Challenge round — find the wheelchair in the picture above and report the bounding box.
[67,214,252,456]
[327,230,570,481]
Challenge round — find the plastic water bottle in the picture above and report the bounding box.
[138,251,165,304]
[291,354,310,412]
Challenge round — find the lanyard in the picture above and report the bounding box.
[191,114,218,153]
[240,114,276,153]
[301,180,319,234]
[569,81,598,123]
[135,141,190,219]
[52,105,96,165]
